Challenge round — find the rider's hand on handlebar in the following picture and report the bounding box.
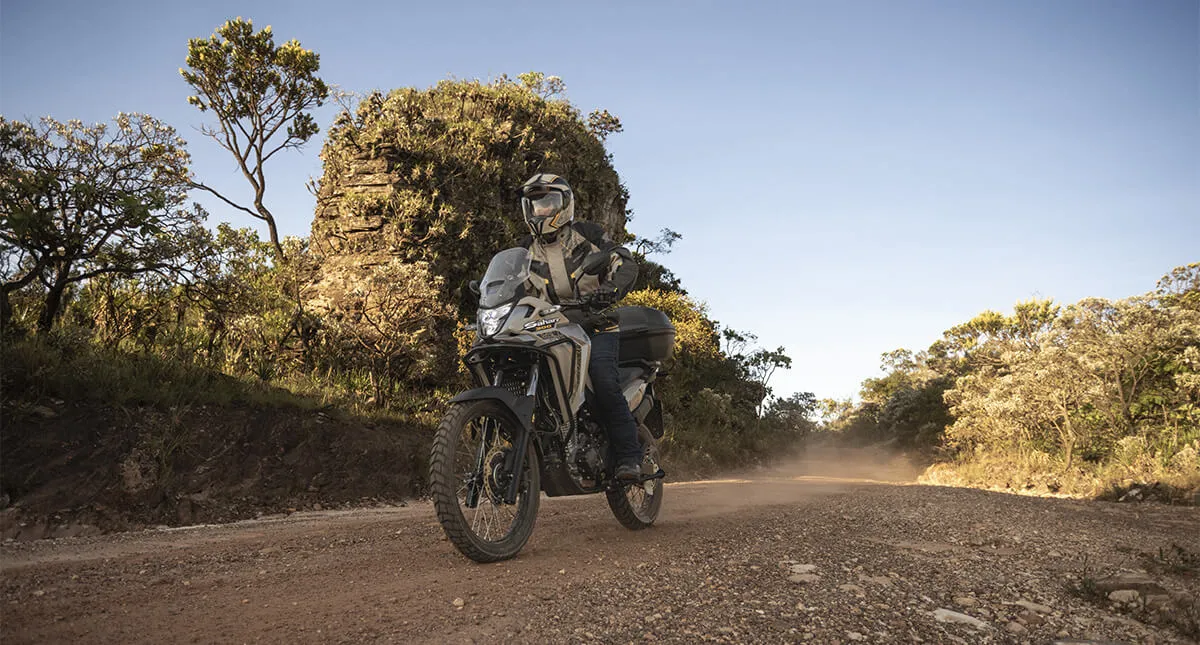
[583,286,619,310]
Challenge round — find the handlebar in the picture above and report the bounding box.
[538,299,613,316]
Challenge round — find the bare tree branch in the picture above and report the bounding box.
[189,181,263,220]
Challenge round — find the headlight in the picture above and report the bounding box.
[478,303,514,337]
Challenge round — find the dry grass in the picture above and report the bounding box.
[919,450,1200,505]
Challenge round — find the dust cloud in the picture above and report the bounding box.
[663,445,921,519]
[758,444,922,484]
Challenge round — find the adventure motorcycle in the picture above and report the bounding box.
[430,247,676,562]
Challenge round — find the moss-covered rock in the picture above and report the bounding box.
[307,75,630,327]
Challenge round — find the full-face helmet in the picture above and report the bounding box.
[520,173,574,239]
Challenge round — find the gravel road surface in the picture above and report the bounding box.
[3,464,1198,644]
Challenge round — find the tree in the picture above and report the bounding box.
[942,291,1200,470]
[183,224,297,369]
[764,391,818,430]
[744,346,792,415]
[927,299,1060,376]
[0,114,205,332]
[875,378,953,450]
[181,17,328,261]
[585,109,624,141]
[721,327,755,359]
[630,228,684,294]
[324,260,455,407]
[1155,262,1200,312]
[860,349,919,405]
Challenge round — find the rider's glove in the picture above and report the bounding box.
[585,286,619,310]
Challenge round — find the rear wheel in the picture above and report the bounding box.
[430,400,540,562]
[606,425,663,530]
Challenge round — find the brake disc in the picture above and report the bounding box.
[482,439,512,503]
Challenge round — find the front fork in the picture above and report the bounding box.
[464,367,540,508]
[464,419,493,509]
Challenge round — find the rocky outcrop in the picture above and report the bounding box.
[304,79,630,324]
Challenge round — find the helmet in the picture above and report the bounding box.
[520,173,574,239]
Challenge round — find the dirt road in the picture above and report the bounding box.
[3,465,1198,644]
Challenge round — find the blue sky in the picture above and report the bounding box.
[3,0,1197,401]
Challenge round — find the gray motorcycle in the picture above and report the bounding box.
[430,247,676,562]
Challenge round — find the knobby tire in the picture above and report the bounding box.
[606,424,663,530]
[430,400,540,562]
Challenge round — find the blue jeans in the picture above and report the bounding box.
[588,332,643,466]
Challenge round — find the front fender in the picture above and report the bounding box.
[448,386,535,432]
[448,386,537,505]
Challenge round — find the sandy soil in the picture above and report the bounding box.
[3,459,1198,644]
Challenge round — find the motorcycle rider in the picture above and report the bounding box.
[518,173,643,482]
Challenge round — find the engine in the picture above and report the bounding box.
[566,419,608,481]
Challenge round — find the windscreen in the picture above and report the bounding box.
[478,247,531,308]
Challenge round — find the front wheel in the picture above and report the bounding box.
[430,400,540,562]
[606,425,663,530]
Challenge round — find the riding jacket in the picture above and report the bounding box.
[522,221,638,334]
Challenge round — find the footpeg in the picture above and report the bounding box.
[606,469,666,491]
[638,468,666,483]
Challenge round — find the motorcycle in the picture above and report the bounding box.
[430,246,676,562]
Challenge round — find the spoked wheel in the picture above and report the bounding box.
[430,400,540,562]
[606,425,663,530]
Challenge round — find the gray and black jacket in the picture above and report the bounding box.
[522,221,638,334]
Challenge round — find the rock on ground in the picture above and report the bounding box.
[3,473,1198,644]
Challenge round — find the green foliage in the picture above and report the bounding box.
[629,228,685,294]
[1156,263,1200,312]
[829,265,1200,499]
[319,260,455,407]
[182,228,313,379]
[621,287,808,468]
[585,109,624,141]
[926,299,1060,376]
[182,17,329,259]
[717,327,793,415]
[2,72,811,492]
[761,391,819,437]
[876,378,953,449]
[0,114,205,333]
[944,295,1200,467]
[622,288,735,445]
[743,346,793,414]
[0,331,314,410]
[624,288,720,359]
[313,75,629,317]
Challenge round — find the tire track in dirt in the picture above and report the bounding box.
[3,467,1196,644]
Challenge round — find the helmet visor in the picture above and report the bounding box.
[527,191,565,219]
